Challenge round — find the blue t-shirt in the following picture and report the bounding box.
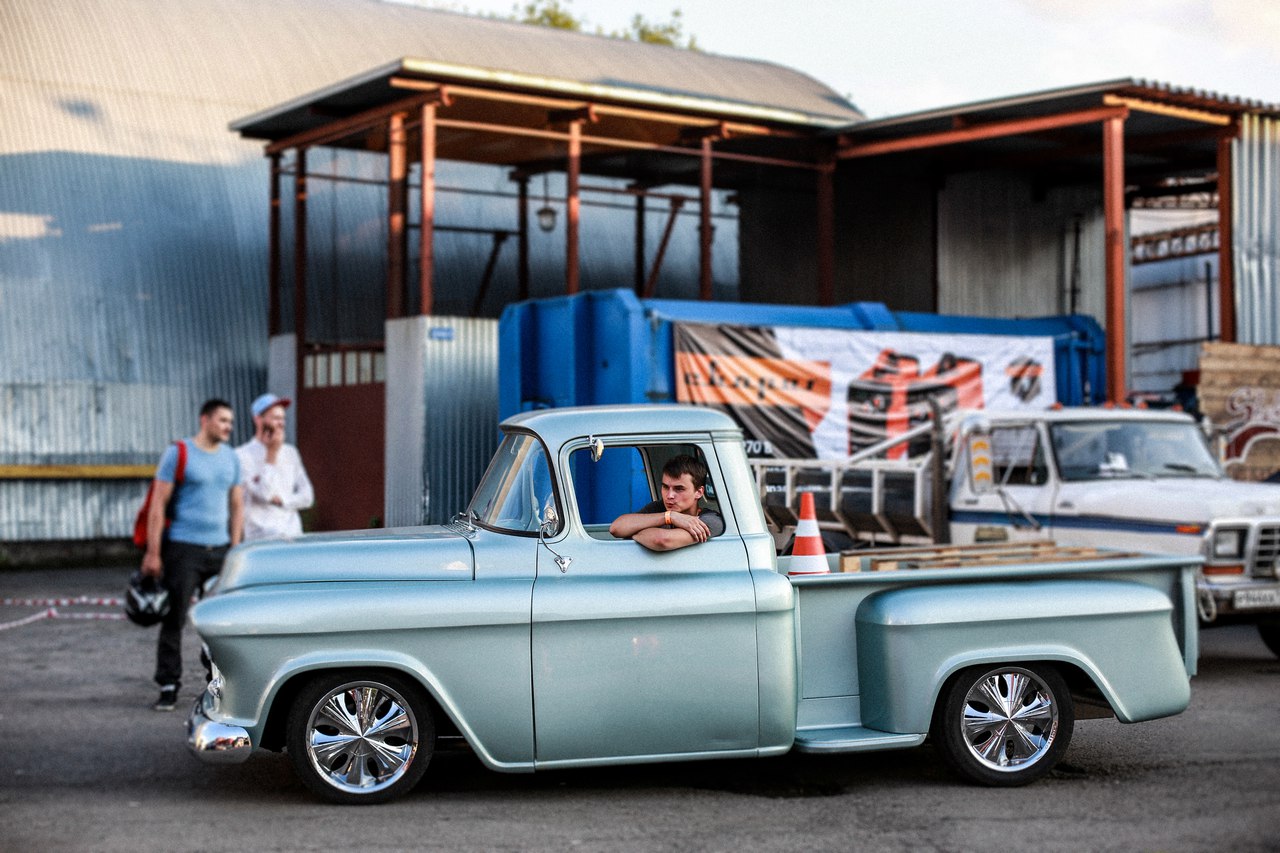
[156,440,241,546]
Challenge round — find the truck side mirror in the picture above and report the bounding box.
[960,415,995,495]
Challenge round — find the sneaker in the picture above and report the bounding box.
[153,685,178,712]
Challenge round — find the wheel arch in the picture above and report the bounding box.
[259,662,460,752]
[863,643,1130,735]
[926,654,1114,734]
[924,650,1115,728]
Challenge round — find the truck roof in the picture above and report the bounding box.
[972,407,1196,425]
[503,404,741,449]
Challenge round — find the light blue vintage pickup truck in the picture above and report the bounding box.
[187,405,1199,804]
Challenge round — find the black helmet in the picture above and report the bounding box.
[124,570,170,626]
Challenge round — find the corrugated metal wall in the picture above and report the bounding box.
[1130,255,1218,392]
[385,316,499,527]
[0,0,272,542]
[1235,115,1279,344]
[937,172,1108,322]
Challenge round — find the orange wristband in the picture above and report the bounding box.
[665,510,671,526]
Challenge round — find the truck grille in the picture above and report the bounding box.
[1254,525,1280,577]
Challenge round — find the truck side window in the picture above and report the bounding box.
[570,445,650,529]
[569,443,721,537]
[990,426,1047,486]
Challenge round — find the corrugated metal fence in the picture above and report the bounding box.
[1235,115,1279,345]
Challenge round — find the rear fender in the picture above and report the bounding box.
[856,579,1191,734]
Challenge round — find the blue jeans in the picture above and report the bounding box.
[154,540,227,689]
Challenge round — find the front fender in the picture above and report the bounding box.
[249,649,536,773]
[193,578,536,772]
[856,580,1191,734]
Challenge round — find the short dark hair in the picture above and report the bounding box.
[200,398,233,418]
[662,454,707,490]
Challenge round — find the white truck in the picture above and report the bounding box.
[754,406,1280,657]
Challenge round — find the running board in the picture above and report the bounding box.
[792,726,925,754]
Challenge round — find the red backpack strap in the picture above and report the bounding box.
[174,439,187,485]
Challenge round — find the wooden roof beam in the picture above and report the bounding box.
[837,105,1129,159]
[391,77,788,137]
[266,89,449,155]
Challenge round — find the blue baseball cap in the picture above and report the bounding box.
[251,393,291,418]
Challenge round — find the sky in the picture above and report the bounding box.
[414,0,1280,118]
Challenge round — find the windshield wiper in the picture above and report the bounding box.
[1098,468,1154,480]
[1159,462,1208,475]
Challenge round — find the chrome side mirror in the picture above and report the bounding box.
[958,413,992,439]
[588,435,604,462]
[537,502,571,573]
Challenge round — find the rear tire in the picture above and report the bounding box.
[932,663,1073,787]
[286,671,435,804]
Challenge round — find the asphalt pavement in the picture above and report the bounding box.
[1,564,1278,853]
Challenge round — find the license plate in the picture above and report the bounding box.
[1232,587,1280,610]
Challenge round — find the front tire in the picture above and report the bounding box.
[932,663,1073,787]
[1258,622,1280,659]
[286,671,435,804]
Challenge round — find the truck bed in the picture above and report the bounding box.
[778,542,1200,748]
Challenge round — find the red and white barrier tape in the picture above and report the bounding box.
[0,596,127,631]
[0,609,54,631]
[2,596,123,607]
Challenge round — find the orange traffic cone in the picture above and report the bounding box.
[787,492,829,576]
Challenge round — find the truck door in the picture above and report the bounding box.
[531,441,759,764]
[951,423,1053,544]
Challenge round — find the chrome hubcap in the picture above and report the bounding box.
[960,668,1058,772]
[306,683,418,793]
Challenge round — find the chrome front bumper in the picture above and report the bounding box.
[186,697,253,764]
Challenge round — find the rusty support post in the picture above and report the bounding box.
[1102,114,1128,403]
[699,136,713,300]
[1216,133,1235,342]
[642,197,685,298]
[471,232,511,317]
[268,152,282,336]
[387,111,408,318]
[293,148,308,398]
[816,153,836,306]
[419,102,437,315]
[566,119,581,295]
[516,174,529,302]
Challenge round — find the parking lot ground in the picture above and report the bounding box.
[2,564,1279,853]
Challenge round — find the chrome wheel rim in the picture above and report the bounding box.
[960,667,1058,772]
[305,682,418,794]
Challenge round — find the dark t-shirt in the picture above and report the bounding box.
[638,500,725,539]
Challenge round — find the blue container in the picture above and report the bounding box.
[499,289,1106,421]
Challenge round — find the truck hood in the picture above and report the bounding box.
[1060,478,1280,523]
[215,525,473,592]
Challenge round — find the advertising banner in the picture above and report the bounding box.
[675,322,1056,460]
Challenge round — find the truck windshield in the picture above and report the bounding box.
[468,432,557,534]
[1049,419,1221,481]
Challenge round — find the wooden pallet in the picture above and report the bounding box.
[838,540,1141,573]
